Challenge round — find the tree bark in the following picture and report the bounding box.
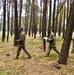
[7,1,10,42]
[62,3,66,38]
[52,0,56,32]
[11,0,14,36]
[58,3,74,64]
[2,0,6,42]
[14,0,19,46]
[48,0,52,36]
[42,0,48,51]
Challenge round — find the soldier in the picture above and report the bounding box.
[47,27,60,56]
[16,28,31,59]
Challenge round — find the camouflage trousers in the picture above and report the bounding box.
[47,44,60,56]
[16,44,31,59]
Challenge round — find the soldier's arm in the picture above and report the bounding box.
[47,34,55,42]
[17,39,21,41]
[47,38,51,42]
[51,33,55,40]
[16,39,22,42]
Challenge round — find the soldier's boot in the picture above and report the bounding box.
[16,49,21,59]
[53,47,60,55]
[23,47,31,58]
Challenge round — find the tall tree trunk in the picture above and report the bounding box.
[48,0,52,36]
[7,1,10,42]
[25,0,28,35]
[39,0,42,36]
[62,3,66,38]
[18,0,23,28]
[54,0,59,36]
[65,0,69,32]
[18,0,23,39]
[2,0,6,42]
[58,2,74,64]
[25,0,30,35]
[29,4,32,37]
[42,0,48,51]
[14,0,18,46]
[11,0,14,36]
[52,0,56,32]
[32,0,34,37]
[58,2,63,36]
[32,0,37,38]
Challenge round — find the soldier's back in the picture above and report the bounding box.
[20,31,26,40]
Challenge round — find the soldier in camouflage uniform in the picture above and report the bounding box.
[47,27,60,56]
[16,28,31,59]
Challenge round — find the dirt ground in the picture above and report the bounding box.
[0,36,74,75]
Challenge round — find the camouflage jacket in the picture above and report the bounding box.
[47,31,56,46]
[18,31,26,46]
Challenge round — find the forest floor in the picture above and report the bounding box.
[0,35,74,75]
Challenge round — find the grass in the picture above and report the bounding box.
[0,35,74,75]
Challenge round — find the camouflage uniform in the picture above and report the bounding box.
[16,29,31,59]
[47,31,60,56]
